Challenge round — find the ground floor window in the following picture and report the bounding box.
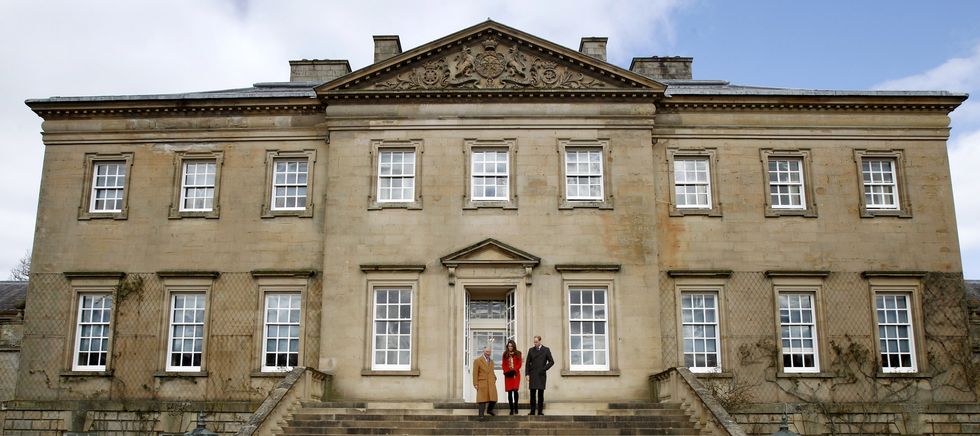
[372,287,412,370]
[73,294,113,371]
[569,287,608,370]
[681,292,720,372]
[779,293,819,372]
[876,293,917,372]
[262,293,301,372]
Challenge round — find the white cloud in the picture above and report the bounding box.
[0,0,684,278]
[874,44,980,93]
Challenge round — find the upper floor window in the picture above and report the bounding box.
[378,150,416,203]
[180,161,216,212]
[674,158,711,208]
[471,150,509,201]
[862,159,898,210]
[91,162,126,213]
[262,149,316,218]
[767,158,805,209]
[73,293,113,371]
[565,149,604,201]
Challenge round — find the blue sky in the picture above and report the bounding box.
[0,0,978,278]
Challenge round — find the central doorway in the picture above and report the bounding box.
[463,288,515,402]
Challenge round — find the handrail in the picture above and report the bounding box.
[650,367,747,436]
[236,367,332,436]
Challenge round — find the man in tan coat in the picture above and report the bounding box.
[473,346,497,419]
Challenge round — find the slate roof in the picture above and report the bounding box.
[0,281,27,315]
[966,280,980,302]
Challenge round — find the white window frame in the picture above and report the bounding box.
[261,292,302,372]
[875,293,917,373]
[72,293,114,372]
[568,287,609,371]
[470,149,510,201]
[673,157,712,209]
[377,150,417,203]
[564,148,604,201]
[778,293,820,373]
[371,287,413,371]
[767,157,806,209]
[270,159,309,211]
[165,292,207,372]
[179,160,217,212]
[90,161,127,213]
[262,149,316,218]
[862,159,899,210]
[680,292,721,373]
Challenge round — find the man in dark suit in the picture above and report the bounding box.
[525,335,554,415]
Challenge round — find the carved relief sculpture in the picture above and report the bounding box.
[376,37,605,90]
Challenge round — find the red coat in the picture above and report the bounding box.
[501,352,522,391]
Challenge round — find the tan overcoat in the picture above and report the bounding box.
[472,356,498,403]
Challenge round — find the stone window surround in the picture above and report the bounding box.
[368,139,424,210]
[463,139,518,210]
[558,269,620,376]
[672,275,729,374]
[767,273,829,376]
[61,272,125,376]
[169,150,224,219]
[155,273,218,377]
[666,147,722,217]
[557,139,614,210]
[251,273,311,374]
[759,148,818,218]
[865,274,926,375]
[360,268,423,376]
[853,149,913,218]
[78,152,134,221]
[261,149,317,218]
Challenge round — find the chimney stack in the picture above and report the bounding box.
[289,60,352,83]
[373,35,402,63]
[578,37,608,62]
[629,56,693,80]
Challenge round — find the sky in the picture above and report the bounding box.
[0,0,978,278]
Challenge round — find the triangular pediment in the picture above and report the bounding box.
[317,20,665,99]
[441,238,541,267]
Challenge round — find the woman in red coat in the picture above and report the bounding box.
[501,339,523,415]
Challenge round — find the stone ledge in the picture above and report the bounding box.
[361,369,421,376]
[560,369,620,376]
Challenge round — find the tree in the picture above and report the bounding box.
[9,251,30,281]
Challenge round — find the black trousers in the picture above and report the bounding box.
[529,389,544,413]
[478,401,496,416]
[507,390,519,412]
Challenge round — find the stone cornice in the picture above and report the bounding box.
[666,269,733,278]
[27,99,323,120]
[359,264,427,273]
[659,95,965,114]
[322,89,659,102]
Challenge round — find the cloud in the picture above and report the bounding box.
[0,0,685,278]
[876,42,980,277]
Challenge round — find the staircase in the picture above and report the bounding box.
[276,401,708,435]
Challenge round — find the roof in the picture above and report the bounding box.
[26,82,317,105]
[966,280,980,302]
[661,79,967,98]
[0,281,27,314]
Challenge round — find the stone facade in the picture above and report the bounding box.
[12,20,975,434]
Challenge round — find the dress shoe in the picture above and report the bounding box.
[487,411,495,416]
[537,412,544,416]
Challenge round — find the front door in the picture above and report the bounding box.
[463,291,515,402]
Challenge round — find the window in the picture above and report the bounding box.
[565,149,603,201]
[272,159,308,210]
[369,140,423,209]
[372,288,412,370]
[73,294,113,371]
[91,162,126,212]
[166,293,206,372]
[471,150,509,201]
[674,158,711,208]
[180,161,216,212]
[779,293,819,373]
[79,152,134,220]
[377,150,416,202]
[875,293,916,372]
[262,150,316,217]
[569,288,608,371]
[760,149,817,217]
[767,158,805,209]
[262,293,301,372]
[854,150,911,218]
[681,293,720,372]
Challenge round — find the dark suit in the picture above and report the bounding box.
[525,345,554,414]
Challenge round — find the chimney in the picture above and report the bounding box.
[578,37,608,62]
[289,59,352,83]
[629,56,693,80]
[373,35,402,63]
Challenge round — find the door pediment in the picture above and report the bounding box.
[441,238,540,286]
[317,20,665,99]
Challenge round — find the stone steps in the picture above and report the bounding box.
[277,401,707,436]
